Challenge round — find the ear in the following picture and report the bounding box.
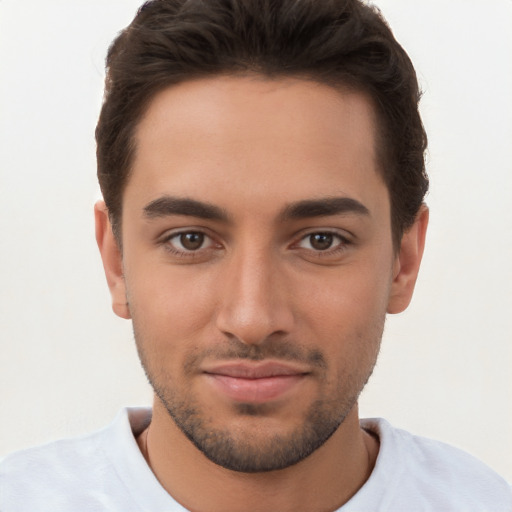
[387,205,429,314]
[94,200,131,319]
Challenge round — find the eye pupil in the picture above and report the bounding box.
[310,233,333,250]
[180,232,204,250]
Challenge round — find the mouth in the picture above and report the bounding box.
[202,361,310,403]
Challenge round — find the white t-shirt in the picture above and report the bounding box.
[1,407,510,511]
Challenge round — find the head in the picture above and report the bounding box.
[95,0,429,474]
[96,0,428,249]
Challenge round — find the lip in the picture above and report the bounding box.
[202,361,309,403]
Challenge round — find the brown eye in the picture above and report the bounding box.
[296,231,349,254]
[163,230,220,259]
[179,232,205,251]
[309,233,334,251]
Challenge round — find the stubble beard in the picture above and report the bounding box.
[133,327,382,473]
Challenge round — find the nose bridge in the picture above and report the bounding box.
[215,238,292,344]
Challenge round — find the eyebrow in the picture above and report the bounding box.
[142,195,369,223]
[280,197,370,220]
[143,196,229,221]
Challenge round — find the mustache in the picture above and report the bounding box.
[184,337,327,371]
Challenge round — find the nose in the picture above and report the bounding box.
[215,246,295,346]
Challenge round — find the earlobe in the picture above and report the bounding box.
[94,200,131,319]
[387,205,429,314]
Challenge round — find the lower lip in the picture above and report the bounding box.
[206,374,305,403]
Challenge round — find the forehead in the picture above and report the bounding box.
[127,75,388,219]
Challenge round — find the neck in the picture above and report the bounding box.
[137,400,379,512]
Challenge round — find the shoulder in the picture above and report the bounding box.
[359,418,512,511]
[1,428,109,511]
[0,408,152,512]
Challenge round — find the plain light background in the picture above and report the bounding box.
[1,0,511,482]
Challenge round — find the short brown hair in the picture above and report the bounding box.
[96,0,428,246]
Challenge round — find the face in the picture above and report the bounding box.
[97,76,426,473]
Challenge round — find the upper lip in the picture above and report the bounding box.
[202,361,310,379]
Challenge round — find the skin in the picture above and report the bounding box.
[96,76,428,512]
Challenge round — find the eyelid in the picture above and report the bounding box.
[159,227,222,255]
[289,228,354,261]
[158,225,214,241]
[293,228,352,244]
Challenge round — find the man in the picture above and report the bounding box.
[1,0,510,510]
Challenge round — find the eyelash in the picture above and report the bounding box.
[159,229,352,259]
[160,230,218,257]
[293,230,352,257]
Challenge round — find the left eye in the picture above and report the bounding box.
[297,232,345,251]
[167,231,211,252]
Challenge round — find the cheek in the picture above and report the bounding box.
[298,263,392,325]
[124,261,220,350]
[294,263,391,362]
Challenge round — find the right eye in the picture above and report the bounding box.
[163,231,217,255]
